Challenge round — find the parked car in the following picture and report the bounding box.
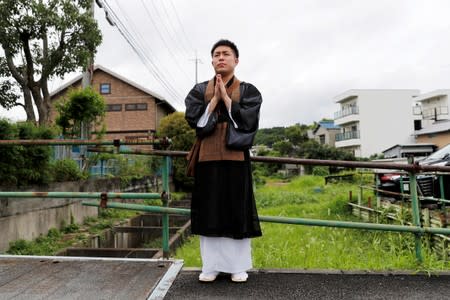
[376,144,450,206]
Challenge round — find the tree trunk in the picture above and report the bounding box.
[30,86,47,126]
[22,86,36,123]
[41,75,53,126]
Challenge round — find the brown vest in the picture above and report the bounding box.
[198,78,245,162]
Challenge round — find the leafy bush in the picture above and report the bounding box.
[157,112,195,190]
[312,166,330,176]
[51,159,84,182]
[0,119,55,186]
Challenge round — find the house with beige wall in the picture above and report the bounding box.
[310,120,340,147]
[50,65,176,143]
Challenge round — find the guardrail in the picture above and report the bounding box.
[1,139,450,262]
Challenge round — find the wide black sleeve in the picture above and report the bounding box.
[184,83,217,137]
[230,83,262,132]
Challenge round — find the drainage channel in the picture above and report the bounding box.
[57,199,191,260]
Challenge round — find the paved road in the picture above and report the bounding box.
[165,269,450,300]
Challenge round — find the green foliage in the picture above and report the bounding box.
[312,166,330,176]
[157,112,195,190]
[7,206,140,256]
[273,139,294,156]
[50,159,84,182]
[56,87,106,138]
[158,112,195,151]
[254,127,286,147]
[253,148,281,178]
[369,153,385,160]
[0,58,20,109]
[0,0,102,124]
[254,124,355,176]
[113,155,154,179]
[6,228,76,255]
[0,119,55,186]
[61,221,80,234]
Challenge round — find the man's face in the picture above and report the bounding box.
[212,45,239,76]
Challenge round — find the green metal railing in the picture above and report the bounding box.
[2,139,450,262]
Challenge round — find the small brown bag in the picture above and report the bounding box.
[186,138,201,177]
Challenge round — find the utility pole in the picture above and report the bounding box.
[79,0,96,171]
[190,50,202,84]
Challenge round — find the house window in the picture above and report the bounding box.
[319,134,325,144]
[125,103,148,111]
[100,83,111,94]
[106,104,122,112]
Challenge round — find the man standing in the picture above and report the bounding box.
[185,39,262,283]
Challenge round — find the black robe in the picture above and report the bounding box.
[185,79,262,239]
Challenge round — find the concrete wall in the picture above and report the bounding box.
[0,178,124,252]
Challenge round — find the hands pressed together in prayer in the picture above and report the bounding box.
[208,74,232,112]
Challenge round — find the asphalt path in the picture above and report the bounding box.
[165,269,450,300]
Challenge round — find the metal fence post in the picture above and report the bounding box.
[161,156,170,259]
[408,157,423,263]
[439,175,445,202]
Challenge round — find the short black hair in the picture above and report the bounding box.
[211,39,239,58]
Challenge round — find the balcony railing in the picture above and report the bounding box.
[422,106,449,120]
[334,106,359,120]
[336,130,360,142]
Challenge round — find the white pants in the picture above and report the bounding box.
[200,236,252,274]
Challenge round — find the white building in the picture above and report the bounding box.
[333,89,420,158]
[413,90,450,149]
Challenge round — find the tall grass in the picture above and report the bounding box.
[174,175,450,271]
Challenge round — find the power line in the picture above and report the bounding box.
[158,0,193,57]
[102,0,184,105]
[139,0,191,82]
[103,0,181,102]
[168,0,195,53]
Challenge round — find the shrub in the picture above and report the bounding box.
[312,166,330,176]
[0,120,55,186]
[51,159,84,182]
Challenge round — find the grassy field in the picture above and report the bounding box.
[174,175,450,271]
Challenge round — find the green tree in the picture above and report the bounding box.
[0,59,21,112]
[285,123,308,145]
[55,87,105,138]
[0,0,102,124]
[254,127,286,147]
[273,140,294,156]
[157,112,195,190]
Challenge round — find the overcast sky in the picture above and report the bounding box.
[2,0,450,128]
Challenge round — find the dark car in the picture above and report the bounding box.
[376,144,450,206]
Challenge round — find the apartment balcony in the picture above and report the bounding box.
[336,130,360,142]
[422,106,449,121]
[334,106,359,119]
[335,130,360,149]
[334,106,359,125]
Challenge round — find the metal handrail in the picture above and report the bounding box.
[87,147,450,173]
[1,145,450,262]
[0,139,165,146]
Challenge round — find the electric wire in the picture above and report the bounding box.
[102,0,184,105]
[110,0,182,100]
[157,0,193,57]
[139,0,192,82]
[168,0,195,53]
